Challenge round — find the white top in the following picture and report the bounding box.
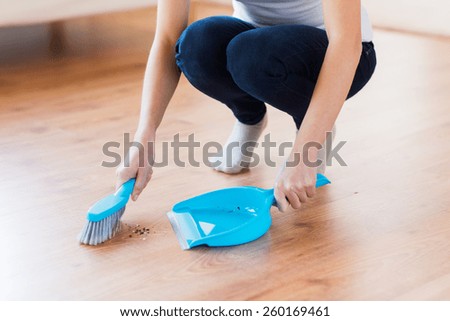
[232,0,373,42]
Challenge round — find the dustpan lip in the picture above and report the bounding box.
[167,210,191,250]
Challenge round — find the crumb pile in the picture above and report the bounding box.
[124,223,151,240]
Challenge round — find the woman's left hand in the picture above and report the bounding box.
[274,156,318,213]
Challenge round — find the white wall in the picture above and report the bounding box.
[364,0,450,36]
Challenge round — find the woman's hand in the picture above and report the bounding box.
[115,132,155,201]
[114,1,190,200]
[272,1,363,212]
[274,150,318,213]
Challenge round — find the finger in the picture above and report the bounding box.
[274,187,289,213]
[305,184,316,198]
[132,168,151,201]
[290,183,308,202]
[286,189,302,210]
[131,170,145,201]
[296,187,309,203]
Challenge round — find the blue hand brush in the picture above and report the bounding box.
[78,179,135,245]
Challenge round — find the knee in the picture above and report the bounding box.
[175,16,231,80]
[226,31,287,93]
[175,19,206,79]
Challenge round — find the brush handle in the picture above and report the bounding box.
[115,178,136,198]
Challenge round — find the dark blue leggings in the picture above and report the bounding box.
[175,16,376,128]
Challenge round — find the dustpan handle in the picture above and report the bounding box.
[270,173,330,206]
[316,173,331,187]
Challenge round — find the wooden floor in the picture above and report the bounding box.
[0,6,449,300]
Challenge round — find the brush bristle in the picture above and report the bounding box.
[78,207,126,245]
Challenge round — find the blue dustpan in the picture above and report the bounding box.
[167,173,330,250]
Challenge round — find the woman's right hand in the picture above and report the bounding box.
[115,134,154,201]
